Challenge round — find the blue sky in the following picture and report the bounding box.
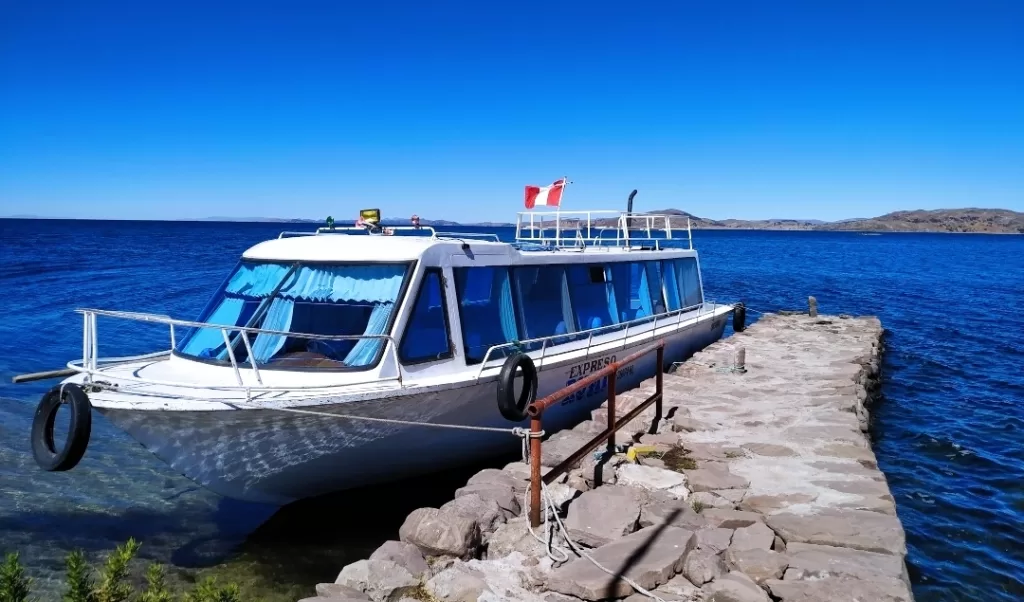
[1,1,1022,222]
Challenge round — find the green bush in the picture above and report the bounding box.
[0,542,247,602]
[1,552,32,602]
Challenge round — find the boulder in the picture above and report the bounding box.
[682,548,725,586]
[639,494,709,531]
[702,571,770,602]
[424,563,490,602]
[368,541,429,580]
[765,575,913,602]
[546,526,695,600]
[765,509,906,555]
[723,549,788,583]
[485,517,547,559]
[564,485,642,547]
[399,507,481,559]
[783,541,909,582]
[729,522,775,551]
[467,468,521,491]
[543,482,580,514]
[455,481,521,519]
[702,509,763,530]
[313,583,371,600]
[694,528,734,554]
[335,559,419,602]
[441,494,505,536]
[624,574,702,602]
[684,466,750,492]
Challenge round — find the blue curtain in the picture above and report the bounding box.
[497,269,518,342]
[604,266,620,324]
[344,302,394,366]
[662,260,681,310]
[250,298,295,363]
[637,264,654,317]
[226,263,292,297]
[279,265,405,302]
[182,297,246,357]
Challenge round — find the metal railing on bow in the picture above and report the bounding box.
[70,308,404,397]
[525,340,666,527]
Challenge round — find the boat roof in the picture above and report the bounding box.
[243,232,497,262]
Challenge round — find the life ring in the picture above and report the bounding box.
[31,383,92,471]
[733,302,747,333]
[496,353,538,422]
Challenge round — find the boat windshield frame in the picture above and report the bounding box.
[171,258,416,373]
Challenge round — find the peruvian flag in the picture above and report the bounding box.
[524,178,568,209]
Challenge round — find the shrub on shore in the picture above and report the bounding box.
[0,541,242,602]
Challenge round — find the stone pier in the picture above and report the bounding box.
[307,313,913,602]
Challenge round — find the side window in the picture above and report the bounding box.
[675,258,703,308]
[567,265,618,330]
[454,267,520,364]
[399,269,452,364]
[513,265,574,340]
[609,262,662,321]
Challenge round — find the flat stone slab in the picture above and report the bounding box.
[766,575,913,602]
[702,509,764,529]
[702,571,770,602]
[767,508,906,555]
[724,548,788,583]
[730,522,775,551]
[784,541,909,582]
[617,463,688,495]
[684,465,750,492]
[547,526,695,600]
[564,485,642,548]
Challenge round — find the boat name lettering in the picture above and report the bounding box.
[560,357,636,406]
[568,356,616,379]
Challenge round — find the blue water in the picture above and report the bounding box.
[1,219,1022,600]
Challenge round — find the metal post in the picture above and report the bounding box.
[808,296,818,317]
[239,331,263,385]
[221,329,244,386]
[90,313,98,371]
[656,345,664,422]
[529,414,543,528]
[735,346,747,374]
[607,369,617,453]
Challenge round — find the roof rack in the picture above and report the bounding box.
[514,210,692,250]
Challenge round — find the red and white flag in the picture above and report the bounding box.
[524,178,568,209]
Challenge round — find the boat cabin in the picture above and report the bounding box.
[169,210,708,383]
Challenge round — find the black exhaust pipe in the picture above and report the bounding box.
[626,189,637,231]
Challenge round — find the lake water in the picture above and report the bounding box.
[1,218,1021,600]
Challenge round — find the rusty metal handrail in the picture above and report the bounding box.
[527,340,666,527]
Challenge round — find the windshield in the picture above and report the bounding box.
[174,260,410,370]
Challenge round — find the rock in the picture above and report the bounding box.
[424,563,490,602]
[485,517,547,559]
[399,507,481,559]
[639,495,709,531]
[543,482,580,514]
[455,481,521,519]
[741,443,797,457]
[691,492,734,510]
[672,414,711,432]
[541,431,592,467]
[468,468,521,492]
[502,461,532,492]
[547,526,695,600]
[702,509,763,529]
[579,452,624,487]
[564,485,642,547]
[773,536,786,553]
[624,574,703,601]
[682,548,725,585]
[738,494,816,516]
[702,571,770,602]
[314,582,371,600]
[765,575,913,602]
[617,463,688,493]
[684,466,750,492]
[711,490,747,504]
[335,559,419,602]
[723,549,788,583]
[783,542,909,582]
[729,523,775,551]
[368,541,429,580]
[765,509,906,555]
[441,494,505,536]
[694,528,734,554]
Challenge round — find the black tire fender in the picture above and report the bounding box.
[496,353,538,422]
[733,302,747,333]
[31,383,92,471]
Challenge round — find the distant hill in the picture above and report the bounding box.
[602,207,1023,234]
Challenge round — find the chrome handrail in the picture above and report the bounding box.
[71,308,404,397]
[473,301,729,379]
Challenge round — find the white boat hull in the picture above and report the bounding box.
[96,316,728,504]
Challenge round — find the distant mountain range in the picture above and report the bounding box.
[4,208,1022,233]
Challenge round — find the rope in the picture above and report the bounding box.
[523,481,699,602]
